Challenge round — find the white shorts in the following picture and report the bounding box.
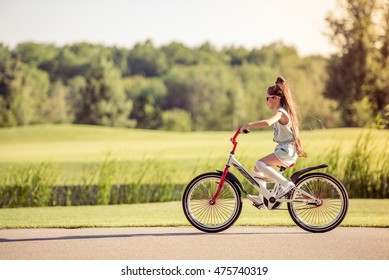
[274,142,298,167]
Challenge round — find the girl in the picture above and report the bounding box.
[240,76,307,207]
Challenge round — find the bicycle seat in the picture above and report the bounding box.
[278,163,295,172]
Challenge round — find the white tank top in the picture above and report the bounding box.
[273,107,294,143]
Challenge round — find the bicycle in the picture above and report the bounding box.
[182,128,349,233]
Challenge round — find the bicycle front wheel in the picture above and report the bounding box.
[288,173,348,233]
[182,172,242,233]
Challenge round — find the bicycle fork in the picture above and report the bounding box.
[209,156,232,205]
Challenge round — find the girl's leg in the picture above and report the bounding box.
[255,153,294,197]
[249,161,267,208]
[252,168,266,204]
[256,153,288,184]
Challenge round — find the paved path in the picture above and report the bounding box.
[0,227,388,260]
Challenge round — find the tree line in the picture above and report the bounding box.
[0,0,388,131]
[0,40,333,131]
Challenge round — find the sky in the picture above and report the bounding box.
[0,0,338,56]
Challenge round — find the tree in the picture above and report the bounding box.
[375,0,389,122]
[52,46,90,80]
[223,46,250,65]
[127,40,168,77]
[0,60,50,126]
[0,44,12,98]
[43,81,74,124]
[286,60,341,129]
[164,65,244,130]
[130,93,163,129]
[78,60,133,127]
[254,42,301,71]
[232,64,275,123]
[161,41,197,66]
[14,42,58,70]
[195,42,229,65]
[324,0,386,126]
[110,47,129,75]
[123,76,166,129]
[66,75,87,122]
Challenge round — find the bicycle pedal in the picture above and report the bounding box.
[247,195,265,209]
[252,202,265,209]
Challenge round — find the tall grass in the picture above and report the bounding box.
[0,163,55,207]
[328,132,389,198]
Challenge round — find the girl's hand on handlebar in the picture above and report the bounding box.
[240,125,250,134]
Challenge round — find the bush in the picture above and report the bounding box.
[162,109,192,131]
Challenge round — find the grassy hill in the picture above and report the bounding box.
[2,124,386,162]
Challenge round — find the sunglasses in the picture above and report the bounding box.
[266,96,277,101]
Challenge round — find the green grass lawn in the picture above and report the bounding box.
[1,125,385,163]
[0,199,387,229]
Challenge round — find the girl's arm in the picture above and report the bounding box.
[241,111,282,132]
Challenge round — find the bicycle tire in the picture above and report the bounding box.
[288,172,348,233]
[182,172,242,233]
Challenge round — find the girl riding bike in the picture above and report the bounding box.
[240,76,307,207]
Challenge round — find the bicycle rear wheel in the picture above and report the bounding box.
[288,173,348,233]
[182,172,242,233]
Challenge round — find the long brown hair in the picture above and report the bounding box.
[267,76,307,157]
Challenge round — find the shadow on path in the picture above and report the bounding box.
[0,228,309,243]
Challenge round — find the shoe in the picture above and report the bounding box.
[247,194,264,208]
[276,182,295,198]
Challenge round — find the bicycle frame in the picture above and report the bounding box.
[210,129,318,209]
